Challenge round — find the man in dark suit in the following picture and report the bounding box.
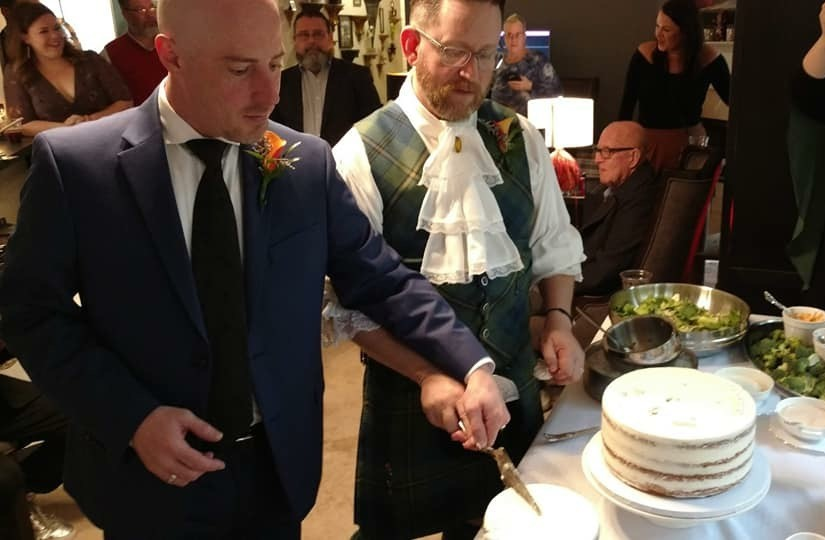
[0,0,508,538]
[576,121,658,295]
[270,10,381,146]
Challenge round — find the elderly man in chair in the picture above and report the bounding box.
[575,121,658,296]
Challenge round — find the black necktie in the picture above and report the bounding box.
[187,139,252,439]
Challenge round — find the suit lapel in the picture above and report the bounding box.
[241,149,270,320]
[286,69,304,132]
[320,60,339,134]
[580,194,616,232]
[119,94,207,340]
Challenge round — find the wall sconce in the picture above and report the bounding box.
[325,3,344,27]
[351,15,368,41]
[282,0,297,24]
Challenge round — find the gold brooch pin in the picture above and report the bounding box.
[454,136,462,153]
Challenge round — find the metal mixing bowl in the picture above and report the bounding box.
[602,316,682,365]
[609,283,750,354]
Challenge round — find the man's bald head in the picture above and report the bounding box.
[155,0,284,143]
[601,121,646,152]
[595,121,646,188]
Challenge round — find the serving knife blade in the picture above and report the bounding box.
[483,446,542,516]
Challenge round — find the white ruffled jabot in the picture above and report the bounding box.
[416,123,524,284]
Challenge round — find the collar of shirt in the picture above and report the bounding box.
[156,79,244,258]
[298,58,331,76]
[394,70,478,154]
[126,31,156,51]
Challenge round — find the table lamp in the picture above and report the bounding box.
[527,98,553,134]
[545,97,594,195]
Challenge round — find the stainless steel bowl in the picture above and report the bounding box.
[609,283,750,354]
[602,316,682,365]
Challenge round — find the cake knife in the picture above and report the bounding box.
[482,446,542,516]
[457,420,541,515]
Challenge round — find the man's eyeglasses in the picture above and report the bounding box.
[414,27,497,69]
[123,4,156,15]
[295,30,329,40]
[593,146,636,159]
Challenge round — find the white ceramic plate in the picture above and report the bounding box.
[769,414,825,455]
[581,432,770,521]
[481,483,599,540]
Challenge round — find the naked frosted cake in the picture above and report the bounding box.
[600,367,756,498]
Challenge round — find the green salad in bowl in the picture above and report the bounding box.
[748,324,825,399]
[609,283,750,354]
[613,294,745,333]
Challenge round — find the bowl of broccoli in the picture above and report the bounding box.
[747,319,825,399]
[609,283,750,354]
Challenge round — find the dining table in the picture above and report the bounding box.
[478,316,825,539]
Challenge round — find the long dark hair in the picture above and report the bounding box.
[9,2,82,82]
[653,0,703,75]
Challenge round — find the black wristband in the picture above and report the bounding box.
[539,306,573,324]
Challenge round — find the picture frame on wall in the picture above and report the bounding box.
[338,15,354,49]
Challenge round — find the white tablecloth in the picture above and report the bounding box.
[501,331,825,539]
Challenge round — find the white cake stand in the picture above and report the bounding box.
[582,432,771,528]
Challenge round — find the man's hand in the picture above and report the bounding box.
[450,369,510,451]
[508,76,533,92]
[420,372,465,432]
[131,406,226,488]
[540,315,585,385]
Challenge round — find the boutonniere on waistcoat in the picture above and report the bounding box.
[245,130,301,208]
[481,116,516,154]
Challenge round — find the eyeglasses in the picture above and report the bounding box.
[414,27,497,69]
[593,146,636,159]
[294,30,329,40]
[123,4,156,15]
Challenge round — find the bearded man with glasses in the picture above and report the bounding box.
[270,10,380,145]
[576,121,658,295]
[330,0,585,537]
[103,0,166,104]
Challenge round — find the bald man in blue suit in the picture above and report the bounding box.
[0,0,508,537]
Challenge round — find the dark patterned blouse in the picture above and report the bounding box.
[3,50,131,123]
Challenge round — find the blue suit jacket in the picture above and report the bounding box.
[0,93,487,532]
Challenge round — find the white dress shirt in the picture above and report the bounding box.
[157,81,244,258]
[300,64,330,137]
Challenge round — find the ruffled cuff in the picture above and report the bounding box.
[321,280,380,347]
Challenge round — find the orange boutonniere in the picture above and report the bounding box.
[245,130,301,208]
[482,116,516,154]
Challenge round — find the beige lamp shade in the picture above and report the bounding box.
[526,98,553,131]
[544,97,594,149]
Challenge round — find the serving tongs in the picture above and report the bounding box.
[482,446,542,516]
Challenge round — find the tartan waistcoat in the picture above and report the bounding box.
[355,100,535,384]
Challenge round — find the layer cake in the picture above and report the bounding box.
[600,367,756,498]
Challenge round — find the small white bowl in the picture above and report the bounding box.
[786,533,825,540]
[715,367,774,405]
[813,328,825,361]
[783,306,825,346]
[775,397,825,441]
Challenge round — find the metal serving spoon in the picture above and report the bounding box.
[574,306,630,352]
[763,290,788,313]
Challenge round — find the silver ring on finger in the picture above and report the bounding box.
[167,473,178,485]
